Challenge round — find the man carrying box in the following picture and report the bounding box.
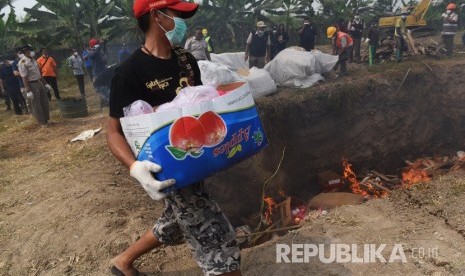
[106,1,241,275]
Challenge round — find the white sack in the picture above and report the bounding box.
[211,52,248,71]
[247,68,277,98]
[264,49,338,88]
[198,61,242,87]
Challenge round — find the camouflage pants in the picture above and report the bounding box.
[153,184,241,275]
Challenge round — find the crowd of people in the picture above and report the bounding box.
[1,4,460,124]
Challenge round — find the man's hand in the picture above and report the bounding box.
[130,160,175,201]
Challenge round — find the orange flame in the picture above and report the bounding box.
[263,196,277,225]
[402,160,431,187]
[342,158,367,196]
[342,158,389,198]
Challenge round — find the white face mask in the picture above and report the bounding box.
[30,51,35,57]
[74,52,78,56]
[18,54,25,59]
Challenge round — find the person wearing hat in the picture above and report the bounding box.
[87,38,109,107]
[395,9,410,62]
[17,45,49,125]
[299,17,318,51]
[107,1,241,275]
[441,3,459,57]
[245,21,271,69]
[68,49,86,97]
[12,47,30,112]
[202,28,215,53]
[327,26,353,77]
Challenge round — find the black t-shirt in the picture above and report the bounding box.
[109,47,202,118]
[300,25,318,44]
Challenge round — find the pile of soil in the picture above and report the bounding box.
[1,57,465,275]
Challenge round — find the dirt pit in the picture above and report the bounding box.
[1,57,465,275]
[207,56,465,228]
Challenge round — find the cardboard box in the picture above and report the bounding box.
[120,82,268,191]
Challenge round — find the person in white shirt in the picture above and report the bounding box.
[68,49,86,96]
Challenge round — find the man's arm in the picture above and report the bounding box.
[245,33,252,61]
[107,117,136,169]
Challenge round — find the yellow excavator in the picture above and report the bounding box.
[378,0,435,37]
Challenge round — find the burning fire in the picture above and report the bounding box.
[342,158,389,198]
[342,158,367,196]
[402,160,431,187]
[263,196,277,225]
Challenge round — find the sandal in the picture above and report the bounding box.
[110,265,141,276]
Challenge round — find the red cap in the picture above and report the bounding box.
[133,0,199,19]
[89,38,99,48]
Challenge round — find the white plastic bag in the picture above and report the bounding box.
[156,85,219,113]
[246,68,277,98]
[123,100,154,117]
[198,61,243,87]
[264,49,338,88]
[211,52,248,71]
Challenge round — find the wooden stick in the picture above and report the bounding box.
[366,180,391,192]
[370,170,391,182]
[395,68,411,96]
[237,224,301,239]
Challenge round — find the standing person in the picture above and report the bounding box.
[202,28,215,53]
[269,25,277,60]
[12,47,29,112]
[275,23,289,54]
[327,26,353,77]
[347,13,364,63]
[298,17,318,51]
[82,46,93,79]
[245,21,271,69]
[18,45,49,126]
[87,38,109,107]
[37,48,61,100]
[366,20,380,66]
[441,3,459,57]
[185,27,211,61]
[87,38,107,80]
[395,9,409,62]
[0,56,23,115]
[107,1,241,275]
[68,49,86,97]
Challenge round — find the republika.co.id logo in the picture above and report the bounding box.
[276,243,439,264]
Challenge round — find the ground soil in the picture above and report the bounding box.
[1,55,465,276]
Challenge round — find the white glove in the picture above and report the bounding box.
[130,160,175,201]
[45,84,52,90]
[26,91,33,99]
[365,38,370,43]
